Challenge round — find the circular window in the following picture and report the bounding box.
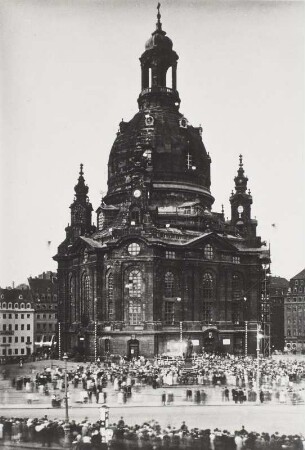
[128,243,141,256]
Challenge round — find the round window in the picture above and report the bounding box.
[128,243,140,256]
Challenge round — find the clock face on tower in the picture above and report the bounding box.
[133,189,142,198]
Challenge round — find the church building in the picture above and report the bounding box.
[54,7,269,358]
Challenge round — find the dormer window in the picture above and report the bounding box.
[179,117,188,128]
[204,244,214,260]
[166,251,176,259]
[145,114,154,126]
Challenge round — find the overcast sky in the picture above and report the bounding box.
[0,0,304,287]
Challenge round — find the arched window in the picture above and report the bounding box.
[14,303,18,309]
[232,274,243,324]
[164,272,175,298]
[2,302,6,309]
[81,274,90,323]
[128,270,142,298]
[20,303,25,309]
[8,302,12,309]
[69,275,75,323]
[203,272,214,300]
[106,273,114,321]
[26,303,31,309]
[232,274,242,301]
[126,270,143,325]
[202,272,215,323]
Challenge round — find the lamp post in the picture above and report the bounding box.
[94,298,97,363]
[176,297,183,355]
[245,320,248,357]
[58,322,61,360]
[62,353,70,446]
[256,323,263,404]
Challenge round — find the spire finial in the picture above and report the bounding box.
[156,3,162,30]
[80,163,84,176]
[239,154,243,168]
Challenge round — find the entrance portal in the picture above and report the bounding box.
[202,328,219,353]
[128,339,139,359]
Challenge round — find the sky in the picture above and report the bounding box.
[0,0,304,287]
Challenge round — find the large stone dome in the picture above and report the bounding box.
[105,106,213,210]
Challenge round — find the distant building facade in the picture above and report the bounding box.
[284,268,305,353]
[0,288,34,360]
[54,9,269,358]
[269,276,289,351]
[28,271,58,354]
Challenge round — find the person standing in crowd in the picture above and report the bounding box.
[260,390,265,404]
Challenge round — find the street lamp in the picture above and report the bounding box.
[244,320,248,357]
[94,298,97,363]
[176,297,183,355]
[256,324,263,404]
[58,322,61,360]
[62,353,70,446]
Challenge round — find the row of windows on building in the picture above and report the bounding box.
[1,324,31,331]
[286,297,305,303]
[34,294,57,301]
[126,299,243,325]
[0,313,31,319]
[286,330,305,337]
[36,304,58,310]
[36,314,57,319]
[2,336,31,344]
[2,348,29,356]
[127,244,241,264]
[36,323,55,330]
[36,335,54,342]
[0,303,32,309]
[70,269,244,324]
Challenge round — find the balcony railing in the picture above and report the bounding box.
[140,86,178,96]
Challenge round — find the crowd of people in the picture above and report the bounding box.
[0,415,304,449]
[4,353,304,407]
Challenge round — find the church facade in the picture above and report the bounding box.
[54,9,269,358]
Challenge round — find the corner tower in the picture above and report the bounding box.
[230,155,258,243]
[64,164,95,246]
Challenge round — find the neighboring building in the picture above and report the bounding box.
[284,268,305,353]
[28,271,58,354]
[0,288,34,360]
[269,276,289,351]
[54,8,269,358]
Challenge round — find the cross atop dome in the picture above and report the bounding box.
[156,3,162,31]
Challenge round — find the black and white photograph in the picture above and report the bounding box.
[0,0,304,448]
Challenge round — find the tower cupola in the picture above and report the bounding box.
[74,163,89,202]
[234,154,248,194]
[67,164,94,243]
[138,3,180,110]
